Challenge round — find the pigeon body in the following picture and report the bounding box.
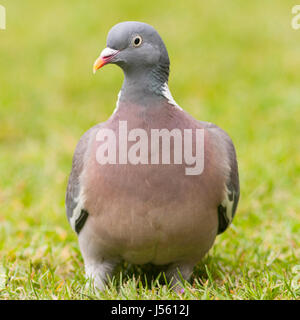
[66,21,239,289]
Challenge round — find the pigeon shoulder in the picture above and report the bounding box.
[65,122,103,233]
[179,109,240,234]
[206,123,240,234]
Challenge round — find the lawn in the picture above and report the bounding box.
[0,0,299,300]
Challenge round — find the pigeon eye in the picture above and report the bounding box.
[132,35,142,47]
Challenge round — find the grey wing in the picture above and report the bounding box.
[65,124,100,234]
[217,133,240,234]
[199,122,240,234]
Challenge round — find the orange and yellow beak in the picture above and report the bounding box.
[93,47,120,74]
[93,56,106,73]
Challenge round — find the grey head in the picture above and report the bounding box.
[93,21,171,104]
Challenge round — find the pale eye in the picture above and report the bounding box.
[132,35,142,47]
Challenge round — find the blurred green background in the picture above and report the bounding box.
[0,0,299,299]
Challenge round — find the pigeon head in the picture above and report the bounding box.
[93,22,171,103]
[94,21,169,74]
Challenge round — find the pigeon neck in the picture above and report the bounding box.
[119,62,170,106]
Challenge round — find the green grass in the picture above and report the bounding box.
[0,0,299,300]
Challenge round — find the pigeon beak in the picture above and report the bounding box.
[93,47,120,74]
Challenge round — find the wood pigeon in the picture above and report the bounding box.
[66,21,239,290]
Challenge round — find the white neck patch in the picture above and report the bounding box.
[112,84,182,115]
[161,82,183,111]
[112,90,122,115]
